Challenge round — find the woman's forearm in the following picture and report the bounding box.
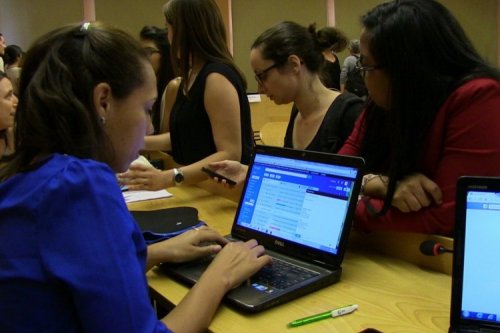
[145,133,171,151]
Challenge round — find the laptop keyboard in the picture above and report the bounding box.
[251,257,320,290]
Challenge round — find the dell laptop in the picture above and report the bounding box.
[161,145,364,312]
[450,176,500,332]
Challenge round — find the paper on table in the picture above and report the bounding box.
[247,94,261,103]
[123,189,172,203]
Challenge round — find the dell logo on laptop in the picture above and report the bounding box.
[274,240,285,247]
[469,185,488,189]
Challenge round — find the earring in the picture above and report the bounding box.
[100,117,106,125]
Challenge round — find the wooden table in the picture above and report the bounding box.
[129,185,452,333]
[249,94,291,131]
[258,121,288,147]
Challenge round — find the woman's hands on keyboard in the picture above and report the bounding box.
[147,226,228,269]
[203,239,272,291]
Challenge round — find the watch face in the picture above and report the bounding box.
[174,171,184,183]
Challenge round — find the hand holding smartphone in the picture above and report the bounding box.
[201,166,237,186]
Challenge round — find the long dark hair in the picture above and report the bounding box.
[0,22,149,180]
[163,0,246,94]
[359,0,500,213]
[140,25,175,133]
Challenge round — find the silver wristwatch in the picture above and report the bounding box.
[173,168,184,186]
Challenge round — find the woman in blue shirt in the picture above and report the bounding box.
[0,22,270,333]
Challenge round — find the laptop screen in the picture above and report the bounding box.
[460,189,500,324]
[235,151,360,255]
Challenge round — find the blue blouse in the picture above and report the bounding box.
[0,154,171,333]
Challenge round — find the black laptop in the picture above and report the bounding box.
[450,176,500,332]
[161,145,364,312]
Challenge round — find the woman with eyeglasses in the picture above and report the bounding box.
[119,0,253,191]
[251,21,363,154]
[337,0,500,235]
[206,21,363,187]
[0,22,270,333]
[139,25,175,134]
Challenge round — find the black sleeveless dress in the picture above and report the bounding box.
[169,62,253,165]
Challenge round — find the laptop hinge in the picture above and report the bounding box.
[312,259,338,270]
[479,328,500,333]
[455,325,500,333]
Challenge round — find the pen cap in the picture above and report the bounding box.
[331,304,358,317]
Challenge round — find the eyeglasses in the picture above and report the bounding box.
[254,63,278,85]
[355,58,383,78]
[143,47,161,57]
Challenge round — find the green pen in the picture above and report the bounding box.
[287,304,359,328]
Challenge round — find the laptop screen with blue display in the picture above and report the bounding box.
[235,152,359,255]
[461,190,500,323]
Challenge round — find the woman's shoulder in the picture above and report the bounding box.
[202,62,246,92]
[164,77,182,98]
[36,154,116,190]
[328,92,364,114]
[1,154,119,210]
[203,62,241,81]
[450,77,500,101]
[166,77,182,90]
[443,77,500,112]
[432,78,500,132]
[455,77,500,93]
[203,61,232,72]
[51,153,112,171]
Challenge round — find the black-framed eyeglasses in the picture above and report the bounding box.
[356,58,383,78]
[254,63,279,85]
[143,47,161,57]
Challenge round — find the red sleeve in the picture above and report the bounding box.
[354,78,500,236]
[338,109,366,156]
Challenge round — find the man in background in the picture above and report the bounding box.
[340,39,367,98]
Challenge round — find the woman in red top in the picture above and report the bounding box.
[208,0,499,236]
[338,0,500,236]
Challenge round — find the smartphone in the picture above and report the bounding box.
[201,166,237,186]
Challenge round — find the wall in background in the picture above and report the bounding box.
[0,0,167,49]
[441,0,498,66]
[232,0,329,92]
[95,0,166,37]
[0,0,498,92]
[335,0,499,68]
[0,0,81,50]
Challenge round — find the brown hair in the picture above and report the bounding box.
[0,22,149,180]
[163,0,246,93]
